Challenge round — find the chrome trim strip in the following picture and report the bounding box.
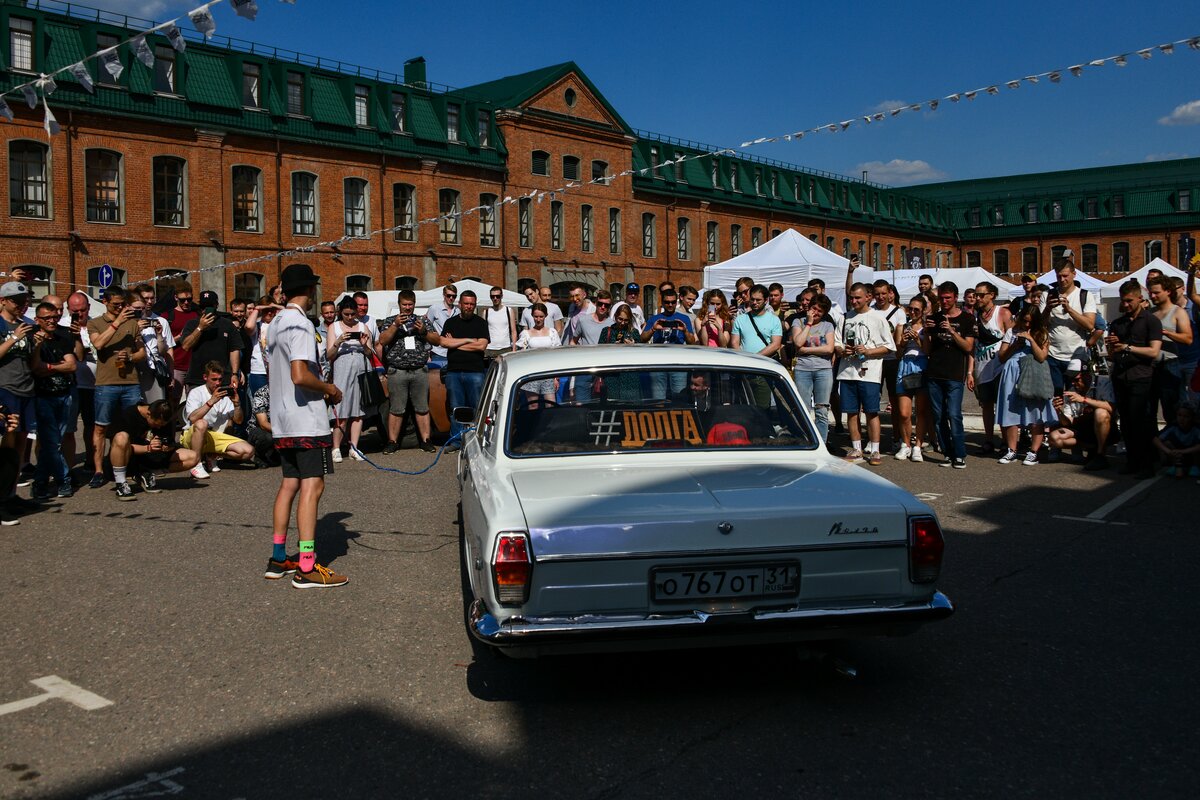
[469,591,954,645]
[533,540,907,563]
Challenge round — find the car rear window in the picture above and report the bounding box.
[506,367,818,456]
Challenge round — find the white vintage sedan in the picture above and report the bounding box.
[456,346,953,658]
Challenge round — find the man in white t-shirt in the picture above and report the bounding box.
[1044,260,1097,391]
[834,283,896,465]
[482,285,517,359]
[266,264,346,588]
[611,282,646,331]
[181,361,254,477]
[520,284,564,334]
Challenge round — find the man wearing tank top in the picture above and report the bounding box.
[968,282,1011,455]
[1148,275,1193,426]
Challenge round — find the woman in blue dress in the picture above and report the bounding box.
[995,304,1056,465]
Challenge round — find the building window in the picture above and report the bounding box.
[85,149,122,223]
[562,156,580,182]
[887,243,894,267]
[1180,190,1192,212]
[993,249,1009,275]
[231,166,261,233]
[519,198,533,248]
[291,172,317,236]
[826,235,835,251]
[479,194,497,247]
[842,185,849,208]
[395,275,418,290]
[19,266,54,296]
[1026,202,1039,224]
[642,213,656,258]
[235,272,263,301]
[344,178,368,237]
[1085,197,1098,219]
[1112,241,1129,272]
[242,63,261,107]
[729,164,739,192]
[1051,200,1063,222]
[1145,240,1163,263]
[754,168,762,195]
[353,86,370,127]
[153,46,176,93]
[711,159,719,188]
[438,189,460,244]
[152,156,186,227]
[966,251,982,268]
[608,208,621,254]
[1112,195,1125,217]
[580,204,593,252]
[872,242,881,267]
[1051,245,1067,265]
[8,141,49,218]
[392,184,415,242]
[9,18,34,72]
[706,221,719,262]
[592,160,609,185]
[96,33,120,86]
[1021,247,1038,273]
[477,111,490,147]
[808,179,816,205]
[842,238,851,258]
[968,207,981,228]
[731,224,742,257]
[992,205,1005,226]
[445,103,460,142]
[550,201,563,250]
[650,146,661,178]
[531,150,549,176]
[770,172,778,197]
[1081,244,1098,272]
[677,218,691,261]
[675,158,685,183]
[873,193,880,214]
[346,275,372,292]
[391,93,406,133]
[751,227,762,249]
[287,72,305,115]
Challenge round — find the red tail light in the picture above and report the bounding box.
[493,533,532,605]
[908,516,944,584]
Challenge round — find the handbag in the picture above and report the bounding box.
[1016,354,1054,401]
[900,372,924,392]
[747,312,784,363]
[357,353,387,408]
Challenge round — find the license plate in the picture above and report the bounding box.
[651,562,800,602]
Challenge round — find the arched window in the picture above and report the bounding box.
[580,204,593,253]
[730,224,742,257]
[291,172,318,236]
[562,156,580,181]
[1145,240,1163,263]
[395,275,418,290]
[8,141,49,218]
[438,189,460,245]
[966,251,982,268]
[232,166,262,232]
[1021,247,1038,273]
[344,178,369,237]
[17,266,54,296]
[641,213,656,258]
[642,285,657,313]
[677,217,691,261]
[87,266,126,298]
[235,272,264,301]
[550,201,563,251]
[1081,244,1098,273]
[706,221,719,263]
[531,150,550,177]
[85,149,123,223]
[993,249,1009,275]
[842,238,851,258]
[1112,242,1130,272]
[519,198,533,248]
[153,156,187,227]
[393,183,415,242]
[479,193,497,247]
[346,275,372,292]
[154,269,186,303]
[1051,245,1067,266]
[591,160,609,185]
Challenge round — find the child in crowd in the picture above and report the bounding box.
[1153,404,1200,479]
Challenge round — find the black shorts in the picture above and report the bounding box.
[881,359,900,400]
[973,376,1000,405]
[279,443,334,480]
[131,451,174,473]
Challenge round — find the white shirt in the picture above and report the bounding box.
[871,305,905,361]
[249,320,269,375]
[834,309,896,383]
[60,318,97,389]
[358,314,379,342]
[520,303,563,330]
[483,304,514,349]
[138,313,175,371]
[185,384,236,430]
[267,305,331,438]
[425,302,459,358]
[1044,284,1097,361]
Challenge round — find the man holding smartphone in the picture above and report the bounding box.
[181,361,254,478]
[86,288,147,490]
[377,289,436,454]
[178,291,241,395]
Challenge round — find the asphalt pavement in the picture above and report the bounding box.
[1,428,1197,799]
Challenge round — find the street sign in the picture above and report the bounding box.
[97,264,114,290]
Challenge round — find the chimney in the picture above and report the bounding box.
[404,57,427,89]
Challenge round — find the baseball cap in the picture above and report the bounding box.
[280,263,320,293]
[625,282,640,293]
[0,281,30,298]
[198,290,220,308]
[1021,273,1036,282]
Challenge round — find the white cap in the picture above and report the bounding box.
[1065,358,1083,373]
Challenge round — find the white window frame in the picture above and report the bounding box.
[85,148,124,224]
[393,183,415,242]
[8,139,50,219]
[446,104,461,142]
[354,86,370,127]
[153,45,177,94]
[291,171,319,236]
[242,62,261,108]
[479,193,498,248]
[439,188,460,245]
[642,213,656,258]
[477,111,490,147]
[9,18,34,72]
[231,165,262,233]
[391,93,406,133]
[152,155,188,228]
[344,178,369,237]
[287,72,305,116]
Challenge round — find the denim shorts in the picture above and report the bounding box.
[93,384,143,427]
[838,380,881,414]
[0,388,36,433]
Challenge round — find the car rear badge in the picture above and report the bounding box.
[718,522,733,535]
[829,522,879,536]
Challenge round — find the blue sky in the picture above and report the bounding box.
[102,0,1200,186]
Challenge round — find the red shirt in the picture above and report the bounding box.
[167,308,199,372]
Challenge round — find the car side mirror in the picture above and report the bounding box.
[452,406,476,424]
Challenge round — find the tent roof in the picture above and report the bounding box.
[1126,257,1189,286]
[861,267,1019,303]
[703,229,853,306]
[1009,268,1115,298]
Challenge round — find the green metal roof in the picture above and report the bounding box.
[458,61,633,135]
[184,51,240,110]
[309,74,352,127]
[409,93,444,141]
[44,22,87,82]
[909,158,1200,202]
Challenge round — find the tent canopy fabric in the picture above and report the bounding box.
[1008,267,1115,298]
[1125,257,1188,289]
[337,280,531,320]
[845,267,1018,305]
[703,229,853,308]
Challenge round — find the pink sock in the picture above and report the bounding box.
[298,551,316,572]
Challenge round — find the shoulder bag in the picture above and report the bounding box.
[356,352,386,408]
[747,313,783,363]
[1016,348,1054,402]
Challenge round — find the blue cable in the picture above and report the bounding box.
[347,430,467,476]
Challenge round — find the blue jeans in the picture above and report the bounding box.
[93,384,143,427]
[1047,355,1078,393]
[444,370,485,439]
[926,378,966,460]
[794,368,833,443]
[648,371,686,400]
[573,375,595,404]
[34,392,74,486]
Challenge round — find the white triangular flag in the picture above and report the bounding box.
[985,86,999,95]
[1159,43,1174,55]
[927,100,938,111]
[165,22,187,52]
[1113,55,1128,66]
[1068,65,1083,76]
[1138,49,1152,59]
[44,103,60,136]
[70,63,94,93]
[890,107,903,116]
[1048,71,1061,83]
[232,0,259,20]
[101,48,124,81]
[189,5,217,38]
[964,91,977,101]
[0,97,12,122]
[1189,37,1200,51]
[1024,75,1039,84]
[132,35,155,69]
[908,104,921,111]
[872,112,885,121]
[1006,80,1020,89]
[22,85,38,109]
[825,124,838,132]
[948,93,960,102]
[1089,59,1106,67]
[38,74,57,96]
[862,116,872,124]
[839,120,852,130]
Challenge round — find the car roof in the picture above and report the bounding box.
[498,345,784,375]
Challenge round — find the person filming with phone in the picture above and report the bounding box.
[325,295,374,462]
[178,290,242,396]
[86,288,147,490]
[181,361,254,478]
[377,289,437,454]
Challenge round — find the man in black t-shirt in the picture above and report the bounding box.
[30,301,82,499]
[924,282,978,469]
[107,400,201,500]
[178,291,243,392]
[1106,280,1164,478]
[435,290,489,451]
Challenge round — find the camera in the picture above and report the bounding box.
[348,331,362,340]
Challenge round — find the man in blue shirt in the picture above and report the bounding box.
[731,284,784,358]
[641,291,696,400]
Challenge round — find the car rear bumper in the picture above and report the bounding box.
[469,592,954,654]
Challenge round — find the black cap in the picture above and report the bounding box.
[281,263,320,293]
[198,290,219,308]
[626,282,640,293]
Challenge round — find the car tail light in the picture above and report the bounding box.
[908,516,944,584]
[493,532,532,605]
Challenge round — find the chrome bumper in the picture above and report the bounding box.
[470,592,954,650]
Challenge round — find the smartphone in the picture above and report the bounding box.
[708,304,717,315]
[129,309,143,319]
[349,331,363,340]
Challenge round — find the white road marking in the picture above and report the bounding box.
[915,492,942,501]
[0,675,113,718]
[86,768,185,800]
[956,496,985,504]
[1086,475,1162,520]
[1051,515,1129,526]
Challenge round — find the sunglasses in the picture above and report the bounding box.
[490,295,503,300]
[596,302,611,308]
[444,292,457,298]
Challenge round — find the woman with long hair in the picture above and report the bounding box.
[326,295,373,462]
[790,294,836,444]
[894,294,933,461]
[515,302,561,407]
[599,304,643,402]
[995,304,1056,465]
[698,289,732,348]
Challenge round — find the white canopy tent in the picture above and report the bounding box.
[702,229,853,308]
[1126,257,1189,288]
[1008,268,1115,298]
[336,279,531,320]
[862,267,1019,304]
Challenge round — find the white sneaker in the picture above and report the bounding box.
[349,448,366,462]
[205,459,221,474]
[190,463,210,480]
[998,449,1019,464]
[331,449,343,463]
[894,444,912,461]
[1022,451,1039,466]
[910,447,924,463]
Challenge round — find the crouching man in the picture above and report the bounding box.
[1049,359,1117,471]
[109,399,200,500]
[182,361,254,478]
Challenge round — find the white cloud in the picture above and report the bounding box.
[867,100,908,115]
[1158,100,1200,126]
[1144,152,1191,162]
[854,159,948,186]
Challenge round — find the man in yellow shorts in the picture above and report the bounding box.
[182,360,254,478]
